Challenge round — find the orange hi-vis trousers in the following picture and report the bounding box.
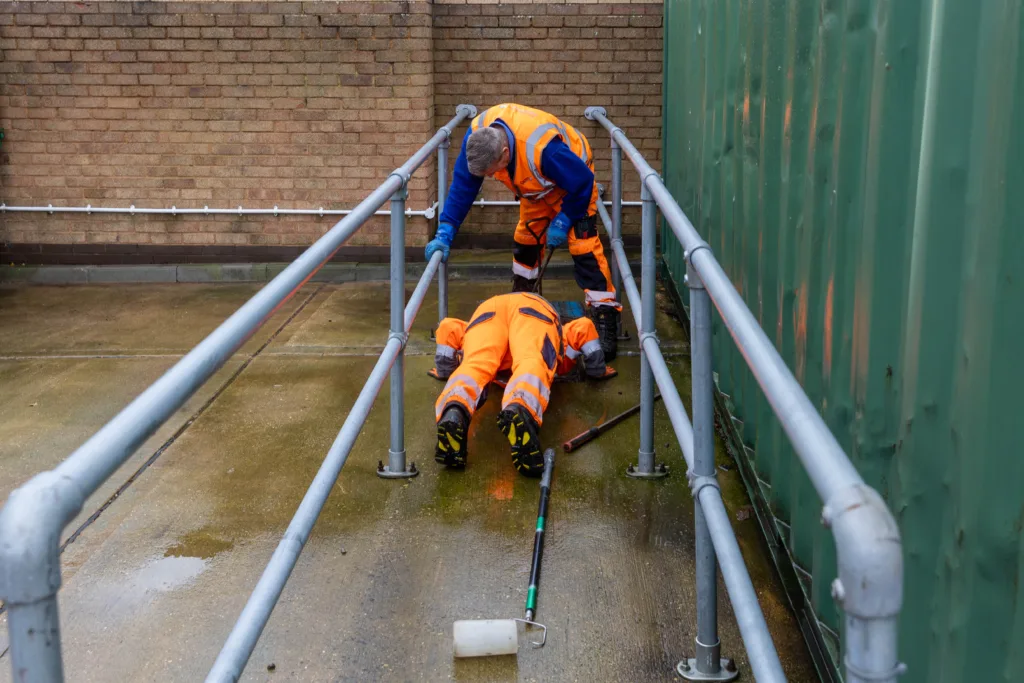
[514,190,620,310]
[434,293,563,426]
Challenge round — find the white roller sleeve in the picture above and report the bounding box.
[452,619,519,658]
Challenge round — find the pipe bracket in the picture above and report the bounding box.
[388,331,409,349]
[685,243,713,266]
[639,331,660,348]
[843,656,907,681]
[584,106,607,121]
[389,169,411,192]
[687,470,721,499]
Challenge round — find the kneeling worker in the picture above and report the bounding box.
[425,103,622,359]
[432,292,614,477]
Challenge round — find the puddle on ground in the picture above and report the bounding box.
[164,529,234,559]
[130,556,209,594]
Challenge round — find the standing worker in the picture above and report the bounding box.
[431,292,614,476]
[425,103,622,360]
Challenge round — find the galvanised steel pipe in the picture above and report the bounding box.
[632,179,660,477]
[0,106,475,683]
[587,106,904,683]
[0,203,438,217]
[585,106,860,500]
[610,137,623,297]
[378,180,417,479]
[437,133,451,321]
[687,262,735,681]
[206,250,443,682]
[595,194,786,683]
[595,192,642,325]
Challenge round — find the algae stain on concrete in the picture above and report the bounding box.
[164,528,234,560]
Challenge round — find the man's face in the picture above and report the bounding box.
[483,147,511,177]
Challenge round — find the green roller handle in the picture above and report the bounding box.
[525,448,555,621]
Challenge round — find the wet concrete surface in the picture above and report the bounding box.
[0,278,816,681]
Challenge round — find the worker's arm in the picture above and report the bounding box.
[434,317,468,379]
[437,130,485,233]
[540,137,595,223]
[561,318,610,379]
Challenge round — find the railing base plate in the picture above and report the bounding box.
[377,461,419,479]
[626,463,669,479]
[676,658,739,681]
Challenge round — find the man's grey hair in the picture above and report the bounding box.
[466,127,506,176]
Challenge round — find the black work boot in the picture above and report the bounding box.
[435,405,469,468]
[511,274,535,293]
[496,405,544,477]
[591,305,620,361]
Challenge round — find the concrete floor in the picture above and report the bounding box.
[0,278,817,682]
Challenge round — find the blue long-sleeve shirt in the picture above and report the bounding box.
[438,121,595,233]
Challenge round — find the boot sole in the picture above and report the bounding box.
[497,409,544,477]
[435,418,467,468]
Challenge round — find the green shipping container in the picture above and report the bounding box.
[660,1,1024,681]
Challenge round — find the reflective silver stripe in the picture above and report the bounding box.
[524,123,559,194]
[447,373,482,399]
[471,108,489,131]
[512,261,540,279]
[579,133,589,166]
[436,344,457,359]
[581,339,602,356]
[506,373,550,403]
[437,386,477,420]
[585,290,617,303]
[501,388,545,419]
[564,346,581,360]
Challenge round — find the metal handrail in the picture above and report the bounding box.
[586,106,904,683]
[0,104,478,683]
[594,190,785,681]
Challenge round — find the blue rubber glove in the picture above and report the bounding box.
[546,212,572,250]
[425,222,456,262]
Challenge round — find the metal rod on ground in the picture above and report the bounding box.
[626,178,666,479]
[562,394,662,453]
[593,186,786,682]
[205,252,443,682]
[438,134,450,321]
[379,179,417,479]
[0,106,475,683]
[587,105,902,683]
[680,258,736,681]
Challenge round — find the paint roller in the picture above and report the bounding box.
[452,448,555,657]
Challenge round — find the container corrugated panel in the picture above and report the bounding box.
[660,1,1024,681]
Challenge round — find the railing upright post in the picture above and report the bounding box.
[437,134,450,322]
[627,176,667,480]
[610,137,623,300]
[678,254,738,681]
[378,175,418,479]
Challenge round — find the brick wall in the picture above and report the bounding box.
[0,0,662,263]
[434,1,662,246]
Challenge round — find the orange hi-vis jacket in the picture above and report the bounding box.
[470,103,599,210]
[433,293,606,426]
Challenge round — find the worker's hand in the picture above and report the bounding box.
[546,212,572,250]
[425,222,456,262]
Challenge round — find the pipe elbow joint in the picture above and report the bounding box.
[0,470,85,604]
[823,483,903,619]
